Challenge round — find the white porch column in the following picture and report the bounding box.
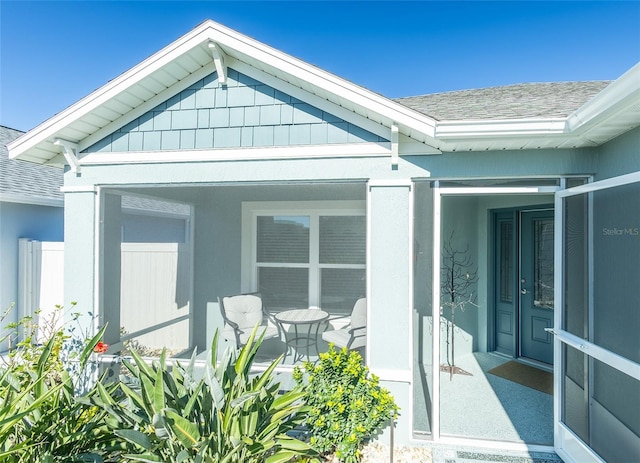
[367,179,413,444]
[63,188,98,336]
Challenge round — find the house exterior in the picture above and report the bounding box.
[0,125,64,349]
[7,21,639,462]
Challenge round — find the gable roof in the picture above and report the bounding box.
[395,81,612,121]
[0,126,63,205]
[7,20,640,165]
[8,20,437,166]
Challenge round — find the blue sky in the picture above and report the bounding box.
[1,1,638,131]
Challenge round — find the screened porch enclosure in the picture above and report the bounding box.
[558,177,640,462]
[412,179,562,444]
[98,182,368,365]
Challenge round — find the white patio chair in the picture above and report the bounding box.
[218,293,280,348]
[322,297,367,350]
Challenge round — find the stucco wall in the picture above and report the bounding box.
[406,147,597,179]
[121,213,188,243]
[594,126,640,180]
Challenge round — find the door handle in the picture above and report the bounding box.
[521,288,528,295]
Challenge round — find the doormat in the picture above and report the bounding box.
[487,361,553,395]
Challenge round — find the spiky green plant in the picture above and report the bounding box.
[0,320,122,462]
[98,325,317,462]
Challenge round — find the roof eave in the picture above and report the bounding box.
[7,20,638,162]
[566,62,640,132]
[436,118,568,138]
[7,21,215,161]
[434,63,640,150]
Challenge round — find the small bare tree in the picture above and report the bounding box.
[441,232,478,379]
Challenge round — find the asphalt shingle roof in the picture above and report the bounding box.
[394,81,612,121]
[1,126,188,215]
[0,126,63,201]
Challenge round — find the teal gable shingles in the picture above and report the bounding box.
[85,69,387,153]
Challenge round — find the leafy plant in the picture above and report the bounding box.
[293,345,399,463]
[97,325,317,462]
[0,306,121,462]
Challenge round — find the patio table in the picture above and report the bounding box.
[275,309,329,362]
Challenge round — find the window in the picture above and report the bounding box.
[242,201,365,315]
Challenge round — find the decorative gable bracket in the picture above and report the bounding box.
[208,41,227,86]
[54,139,81,173]
[391,123,399,168]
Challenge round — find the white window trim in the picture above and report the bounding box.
[241,200,366,309]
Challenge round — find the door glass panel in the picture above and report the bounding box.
[533,218,554,309]
[521,211,554,364]
[499,221,514,303]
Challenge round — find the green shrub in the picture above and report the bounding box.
[0,306,121,462]
[293,345,399,463]
[95,326,317,462]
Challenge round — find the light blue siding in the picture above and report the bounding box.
[86,69,387,153]
[0,202,64,351]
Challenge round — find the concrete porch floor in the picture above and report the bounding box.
[414,352,554,445]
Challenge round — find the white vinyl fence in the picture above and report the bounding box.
[119,242,191,354]
[18,239,65,343]
[18,239,191,353]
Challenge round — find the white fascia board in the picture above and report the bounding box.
[207,22,438,140]
[79,143,391,165]
[435,118,568,138]
[7,21,215,160]
[0,193,63,207]
[566,62,640,132]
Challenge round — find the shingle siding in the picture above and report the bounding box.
[85,69,386,153]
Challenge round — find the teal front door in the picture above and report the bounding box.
[519,210,554,364]
[494,208,554,365]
